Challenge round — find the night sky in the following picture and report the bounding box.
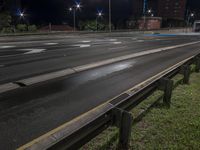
[21,0,199,25]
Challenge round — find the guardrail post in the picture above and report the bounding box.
[195,56,200,73]
[118,111,133,150]
[112,108,133,150]
[158,78,174,107]
[180,65,190,84]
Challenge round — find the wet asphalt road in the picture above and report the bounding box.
[0,32,200,149]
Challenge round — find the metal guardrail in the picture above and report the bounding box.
[0,27,189,37]
[19,53,200,150]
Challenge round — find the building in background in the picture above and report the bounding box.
[157,0,187,27]
[131,0,187,28]
[138,17,162,30]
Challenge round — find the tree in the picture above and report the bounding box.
[0,12,12,30]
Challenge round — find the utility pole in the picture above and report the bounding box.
[73,8,76,31]
[143,0,147,29]
[109,0,111,32]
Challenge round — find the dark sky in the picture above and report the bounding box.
[21,0,199,25]
[21,0,131,25]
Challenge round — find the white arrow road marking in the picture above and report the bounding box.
[20,49,46,54]
[0,46,16,49]
[44,43,58,45]
[72,44,91,48]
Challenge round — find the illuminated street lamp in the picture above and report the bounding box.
[147,9,152,14]
[20,13,24,17]
[69,2,82,31]
[187,13,195,27]
[96,11,103,31]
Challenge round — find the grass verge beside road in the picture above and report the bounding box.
[82,72,200,150]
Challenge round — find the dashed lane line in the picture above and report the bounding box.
[44,43,58,46]
[80,41,91,43]
[0,46,16,49]
[72,44,91,48]
[109,46,128,50]
[0,40,199,94]
[113,42,122,44]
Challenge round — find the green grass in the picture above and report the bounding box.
[129,72,200,150]
[82,72,200,150]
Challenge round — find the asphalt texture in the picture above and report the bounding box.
[0,32,200,149]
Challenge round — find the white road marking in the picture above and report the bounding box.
[17,55,194,150]
[0,64,5,67]
[81,41,91,43]
[20,49,46,54]
[137,40,144,42]
[113,42,122,44]
[109,39,117,41]
[72,44,91,48]
[109,46,127,50]
[0,46,16,49]
[0,41,200,94]
[44,43,58,46]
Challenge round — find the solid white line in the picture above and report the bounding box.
[0,46,16,49]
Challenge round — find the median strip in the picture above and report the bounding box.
[0,41,199,94]
[0,83,20,94]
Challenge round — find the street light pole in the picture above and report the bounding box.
[109,0,111,32]
[69,3,81,32]
[73,9,76,32]
[143,0,147,30]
